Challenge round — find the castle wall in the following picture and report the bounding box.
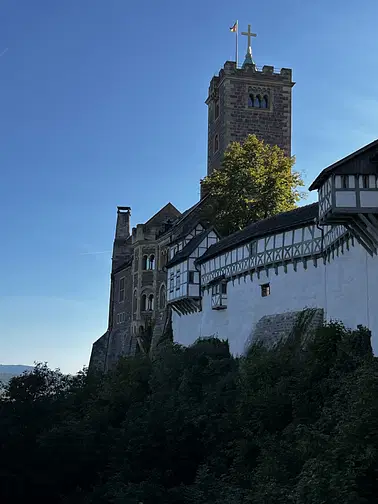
[172,242,378,354]
[105,264,133,369]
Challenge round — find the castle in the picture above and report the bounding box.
[89,26,378,371]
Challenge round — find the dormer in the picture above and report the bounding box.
[309,139,378,255]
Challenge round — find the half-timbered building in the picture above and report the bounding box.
[169,138,378,355]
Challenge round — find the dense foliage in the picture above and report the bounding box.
[201,135,305,235]
[1,322,378,503]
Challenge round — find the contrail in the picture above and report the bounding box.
[0,48,8,58]
[79,250,111,256]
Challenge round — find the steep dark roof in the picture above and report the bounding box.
[309,138,378,191]
[197,203,319,263]
[143,202,181,227]
[157,194,210,242]
[166,231,210,268]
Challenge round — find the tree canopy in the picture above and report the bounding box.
[201,135,305,235]
[1,320,377,503]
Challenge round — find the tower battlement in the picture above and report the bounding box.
[207,61,292,99]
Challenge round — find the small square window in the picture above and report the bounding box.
[261,283,270,297]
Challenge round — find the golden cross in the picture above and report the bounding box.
[241,24,257,49]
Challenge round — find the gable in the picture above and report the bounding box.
[309,138,378,191]
[144,202,181,229]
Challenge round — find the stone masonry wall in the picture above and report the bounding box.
[207,61,293,175]
[246,308,325,352]
[105,264,133,370]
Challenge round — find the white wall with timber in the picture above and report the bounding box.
[172,238,378,356]
[168,224,205,260]
[167,230,219,305]
[319,174,378,218]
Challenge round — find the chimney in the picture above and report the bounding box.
[112,207,131,263]
[115,206,131,239]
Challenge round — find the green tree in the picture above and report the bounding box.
[2,320,378,504]
[201,135,305,235]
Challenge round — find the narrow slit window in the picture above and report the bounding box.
[176,270,181,290]
[148,254,155,270]
[142,255,148,270]
[214,98,220,119]
[159,284,166,309]
[250,241,257,256]
[141,294,147,311]
[119,277,125,302]
[363,175,369,189]
[147,294,154,311]
[188,271,195,284]
[133,290,137,313]
[341,175,349,189]
[214,134,219,153]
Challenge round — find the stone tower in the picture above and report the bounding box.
[206,26,295,175]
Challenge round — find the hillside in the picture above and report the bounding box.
[0,365,34,383]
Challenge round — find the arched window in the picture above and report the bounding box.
[248,93,254,107]
[254,95,261,108]
[148,254,155,270]
[159,284,166,309]
[142,255,148,270]
[141,294,147,312]
[214,134,219,153]
[262,95,269,109]
[147,294,154,311]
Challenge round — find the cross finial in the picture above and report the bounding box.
[241,24,257,65]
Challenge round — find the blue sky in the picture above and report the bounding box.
[0,0,377,374]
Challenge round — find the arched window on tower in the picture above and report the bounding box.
[147,294,154,311]
[262,95,269,109]
[142,255,148,270]
[214,134,219,153]
[248,93,254,107]
[148,254,155,270]
[159,284,166,310]
[254,95,261,108]
[141,294,147,312]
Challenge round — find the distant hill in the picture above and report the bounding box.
[0,365,34,383]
